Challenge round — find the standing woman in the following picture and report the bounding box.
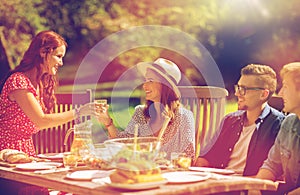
[0,30,98,157]
[98,58,195,159]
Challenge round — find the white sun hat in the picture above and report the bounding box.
[136,58,181,97]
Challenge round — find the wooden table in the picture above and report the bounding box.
[0,165,278,195]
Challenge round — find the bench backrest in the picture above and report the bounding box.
[178,86,228,158]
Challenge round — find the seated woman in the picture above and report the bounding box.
[98,58,195,159]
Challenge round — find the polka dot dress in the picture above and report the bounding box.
[118,105,196,160]
[0,72,40,156]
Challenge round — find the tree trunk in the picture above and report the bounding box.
[0,27,12,81]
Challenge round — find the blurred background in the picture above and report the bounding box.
[1,0,300,99]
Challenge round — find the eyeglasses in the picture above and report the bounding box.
[234,85,265,96]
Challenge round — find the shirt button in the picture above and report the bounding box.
[221,164,224,167]
[229,148,232,152]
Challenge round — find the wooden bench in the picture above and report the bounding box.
[178,86,229,158]
[32,89,94,154]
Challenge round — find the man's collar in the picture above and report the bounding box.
[255,104,271,125]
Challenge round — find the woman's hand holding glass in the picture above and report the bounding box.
[94,100,112,126]
[77,102,100,117]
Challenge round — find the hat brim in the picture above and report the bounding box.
[136,62,181,98]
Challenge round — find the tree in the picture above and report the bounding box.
[0,0,46,68]
[0,27,11,81]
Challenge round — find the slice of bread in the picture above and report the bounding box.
[0,149,31,163]
[0,149,20,161]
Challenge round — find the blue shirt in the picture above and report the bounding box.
[261,113,300,190]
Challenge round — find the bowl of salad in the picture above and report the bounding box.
[104,137,160,166]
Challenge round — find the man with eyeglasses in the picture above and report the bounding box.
[194,64,285,176]
[256,62,300,194]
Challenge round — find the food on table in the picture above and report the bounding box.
[110,145,156,164]
[112,148,134,163]
[84,156,111,170]
[104,137,158,165]
[109,160,164,184]
[0,149,32,163]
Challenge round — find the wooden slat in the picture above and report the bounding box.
[178,86,228,158]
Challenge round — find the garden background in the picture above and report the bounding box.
[1,0,300,140]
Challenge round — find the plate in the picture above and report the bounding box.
[37,153,63,160]
[66,170,114,181]
[16,162,63,170]
[188,166,235,175]
[162,171,210,183]
[92,177,168,190]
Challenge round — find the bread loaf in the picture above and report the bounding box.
[0,149,19,161]
[0,149,32,163]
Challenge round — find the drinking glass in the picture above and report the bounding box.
[171,152,191,169]
[94,99,108,114]
[63,152,78,169]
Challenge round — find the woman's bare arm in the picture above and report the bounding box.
[9,89,97,129]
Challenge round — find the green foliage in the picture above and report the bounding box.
[0,0,46,67]
[1,0,300,86]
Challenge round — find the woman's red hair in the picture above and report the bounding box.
[8,30,67,113]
